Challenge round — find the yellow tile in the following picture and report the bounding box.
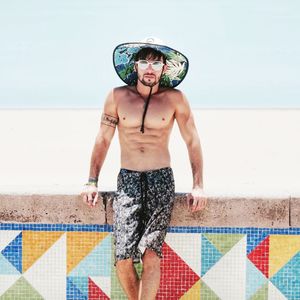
[23,231,64,273]
[67,232,108,274]
[180,280,200,299]
[269,235,300,277]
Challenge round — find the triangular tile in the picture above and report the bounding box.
[269,235,300,277]
[0,231,21,252]
[247,232,269,255]
[67,276,88,297]
[165,232,201,276]
[22,231,64,273]
[268,281,287,300]
[270,251,300,299]
[67,277,87,300]
[246,258,268,299]
[1,232,22,273]
[69,234,111,277]
[0,276,43,299]
[67,232,108,274]
[0,274,21,296]
[89,276,111,298]
[201,235,223,276]
[23,233,66,299]
[204,233,245,255]
[247,236,269,278]
[202,236,247,300]
[157,242,200,299]
[200,280,220,299]
[249,282,268,300]
[0,253,21,275]
[89,277,109,300]
[180,280,200,299]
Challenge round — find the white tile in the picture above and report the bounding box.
[165,232,201,276]
[23,233,66,300]
[268,281,287,300]
[0,231,21,252]
[202,236,247,300]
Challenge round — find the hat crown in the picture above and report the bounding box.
[140,37,164,45]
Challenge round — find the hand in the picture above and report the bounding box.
[187,187,207,212]
[81,184,99,207]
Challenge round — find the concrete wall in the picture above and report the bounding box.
[1,193,297,228]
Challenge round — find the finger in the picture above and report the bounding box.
[87,193,93,206]
[82,194,88,204]
[92,192,98,206]
[192,197,198,211]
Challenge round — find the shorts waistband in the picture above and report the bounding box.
[119,167,172,175]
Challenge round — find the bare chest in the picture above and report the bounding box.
[117,96,175,129]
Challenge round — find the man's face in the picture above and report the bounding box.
[135,55,166,87]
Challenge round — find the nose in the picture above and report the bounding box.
[146,63,154,71]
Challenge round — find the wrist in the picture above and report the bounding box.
[87,177,98,187]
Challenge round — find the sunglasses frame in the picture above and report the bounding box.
[135,60,165,71]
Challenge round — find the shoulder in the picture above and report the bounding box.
[163,88,189,111]
[112,85,134,97]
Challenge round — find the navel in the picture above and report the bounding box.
[162,117,165,121]
[140,147,145,153]
[123,117,126,120]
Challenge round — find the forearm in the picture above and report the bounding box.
[88,136,110,181]
[187,138,204,189]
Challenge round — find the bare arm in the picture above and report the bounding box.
[88,89,118,182]
[175,91,203,189]
[174,91,206,212]
[82,89,118,207]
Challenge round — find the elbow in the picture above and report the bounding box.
[95,134,111,149]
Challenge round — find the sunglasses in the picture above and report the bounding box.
[136,60,165,71]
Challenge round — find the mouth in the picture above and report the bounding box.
[144,74,155,79]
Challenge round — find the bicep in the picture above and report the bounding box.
[175,93,197,146]
[96,89,119,144]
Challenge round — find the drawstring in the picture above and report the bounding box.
[140,86,153,134]
[140,172,148,223]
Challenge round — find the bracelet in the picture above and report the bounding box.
[87,177,98,187]
[85,182,98,187]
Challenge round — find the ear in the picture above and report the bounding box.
[162,63,168,74]
[134,62,137,72]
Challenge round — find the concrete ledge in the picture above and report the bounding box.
[0,194,106,224]
[290,197,300,227]
[105,193,290,227]
[0,193,292,227]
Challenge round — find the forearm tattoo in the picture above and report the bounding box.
[101,113,119,128]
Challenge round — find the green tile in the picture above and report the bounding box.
[249,282,268,300]
[204,234,245,255]
[200,280,220,299]
[0,276,43,300]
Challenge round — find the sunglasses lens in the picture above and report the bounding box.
[152,61,164,71]
[138,60,148,70]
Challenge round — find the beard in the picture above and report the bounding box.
[137,72,162,87]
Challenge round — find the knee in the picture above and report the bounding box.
[142,249,160,272]
[116,258,134,273]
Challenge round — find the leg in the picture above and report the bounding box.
[139,249,161,300]
[116,257,140,300]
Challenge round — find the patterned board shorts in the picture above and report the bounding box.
[113,167,175,265]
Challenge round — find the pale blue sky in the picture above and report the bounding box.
[0,0,299,108]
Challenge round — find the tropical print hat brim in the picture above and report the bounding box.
[113,38,189,88]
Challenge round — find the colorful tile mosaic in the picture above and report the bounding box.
[0,224,300,299]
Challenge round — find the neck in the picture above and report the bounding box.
[136,81,159,98]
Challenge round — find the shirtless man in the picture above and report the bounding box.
[81,38,207,300]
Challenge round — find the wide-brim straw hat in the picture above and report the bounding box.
[112,37,189,88]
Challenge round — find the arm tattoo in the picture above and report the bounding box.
[101,113,119,128]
